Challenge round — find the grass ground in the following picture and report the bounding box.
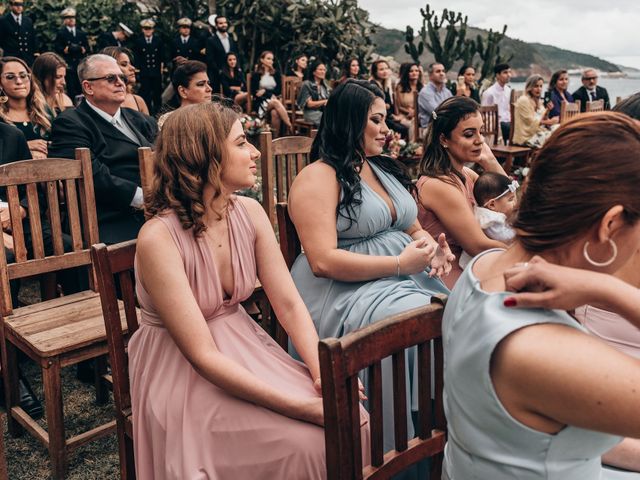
[2,279,119,480]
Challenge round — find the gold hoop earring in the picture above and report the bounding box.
[583,239,617,267]
[0,90,8,104]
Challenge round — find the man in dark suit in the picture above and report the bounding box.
[170,18,202,67]
[0,0,37,65]
[133,19,164,115]
[54,8,89,100]
[572,68,611,112]
[95,22,133,51]
[49,54,157,244]
[205,15,239,92]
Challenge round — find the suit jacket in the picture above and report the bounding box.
[95,32,124,52]
[54,27,89,66]
[132,35,164,77]
[0,12,36,65]
[205,34,238,78]
[48,100,157,244]
[170,35,202,64]
[572,85,610,112]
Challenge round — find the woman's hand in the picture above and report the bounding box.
[503,256,598,310]
[313,375,367,401]
[294,397,324,427]
[398,237,437,275]
[428,233,455,278]
[256,88,265,97]
[27,139,48,156]
[477,141,497,166]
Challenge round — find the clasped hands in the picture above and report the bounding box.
[399,233,455,278]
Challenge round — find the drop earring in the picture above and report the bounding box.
[0,89,8,104]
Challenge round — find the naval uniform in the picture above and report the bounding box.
[133,34,164,115]
[0,12,36,65]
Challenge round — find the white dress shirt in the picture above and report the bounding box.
[481,82,512,123]
[216,31,230,53]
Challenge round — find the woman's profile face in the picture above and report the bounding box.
[363,97,389,157]
[349,60,359,76]
[117,53,136,84]
[556,73,569,92]
[1,61,31,99]
[261,53,274,68]
[54,66,67,93]
[221,119,260,191]
[296,56,308,71]
[441,111,484,163]
[227,54,237,69]
[463,67,475,85]
[180,72,212,105]
[530,80,544,98]
[375,62,391,80]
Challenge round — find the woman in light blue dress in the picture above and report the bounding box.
[443,111,640,479]
[288,79,453,454]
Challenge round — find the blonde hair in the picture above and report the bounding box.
[0,56,52,134]
[145,102,239,235]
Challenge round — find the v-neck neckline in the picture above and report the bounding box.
[361,160,398,226]
[200,205,236,304]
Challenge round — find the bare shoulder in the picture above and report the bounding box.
[137,217,175,253]
[462,166,479,182]
[235,195,268,223]
[294,160,336,183]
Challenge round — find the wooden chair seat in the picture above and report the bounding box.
[5,291,130,358]
[490,145,532,175]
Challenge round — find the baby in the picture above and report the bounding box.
[459,172,519,269]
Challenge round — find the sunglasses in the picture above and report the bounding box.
[583,77,598,81]
[11,2,24,6]
[86,73,128,85]
[1,72,30,82]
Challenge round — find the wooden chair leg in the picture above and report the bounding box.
[95,355,109,405]
[503,154,514,175]
[3,341,23,436]
[119,428,136,480]
[42,358,67,479]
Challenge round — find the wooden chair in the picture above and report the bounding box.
[0,150,126,479]
[259,131,313,225]
[586,99,605,113]
[245,73,254,115]
[411,91,420,142]
[0,414,7,479]
[282,75,302,123]
[138,147,154,220]
[560,100,582,123]
[480,103,531,174]
[319,299,448,479]
[291,81,315,136]
[92,240,139,480]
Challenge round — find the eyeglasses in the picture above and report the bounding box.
[1,72,31,83]
[583,76,598,81]
[85,74,128,85]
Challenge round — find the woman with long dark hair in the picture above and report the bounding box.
[250,50,292,136]
[296,58,330,127]
[416,96,507,288]
[452,64,480,103]
[31,52,73,114]
[337,57,361,84]
[548,69,575,119]
[220,52,248,108]
[288,79,452,453]
[394,62,423,141]
[369,59,408,138]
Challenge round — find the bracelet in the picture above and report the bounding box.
[396,256,401,277]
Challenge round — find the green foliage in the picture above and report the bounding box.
[475,25,513,81]
[28,0,144,52]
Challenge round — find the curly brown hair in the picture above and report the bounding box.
[145,102,239,236]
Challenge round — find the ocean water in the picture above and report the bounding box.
[510,73,640,104]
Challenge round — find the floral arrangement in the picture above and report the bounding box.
[512,166,530,184]
[240,115,266,136]
[383,131,423,160]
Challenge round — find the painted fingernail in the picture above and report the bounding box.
[503,297,517,307]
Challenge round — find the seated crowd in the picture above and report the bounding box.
[2,10,640,479]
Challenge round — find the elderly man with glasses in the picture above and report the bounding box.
[49,54,157,244]
[0,0,37,65]
[572,68,611,112]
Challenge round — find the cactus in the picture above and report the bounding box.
[404,25,424,64]
[415,4,469,71]
[476,25,513,82]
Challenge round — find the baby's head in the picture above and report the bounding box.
[474,172,518,215]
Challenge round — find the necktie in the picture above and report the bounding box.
[590,91,595,102]
[147,38,151,44]
[17,16,21,26]
[182,38,187,45]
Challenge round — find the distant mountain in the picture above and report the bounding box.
[372,26,622,79]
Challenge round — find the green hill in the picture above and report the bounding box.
[372,26,621,78]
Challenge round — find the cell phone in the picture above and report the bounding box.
[543,90,551,104]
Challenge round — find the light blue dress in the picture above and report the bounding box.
[290,157,449,453]
[442,249,623,480]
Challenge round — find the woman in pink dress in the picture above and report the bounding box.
[129,102,368,479]
[416,96,508,288]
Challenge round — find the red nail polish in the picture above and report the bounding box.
[504,298,517,307]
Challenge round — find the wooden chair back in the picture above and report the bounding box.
[412,91,420,142]
[259,131,313,225]
[138,147,155,220]
[276,202,301,270]
[0,149,99,316]
[91,240,139,480]
[560,100,581,123]
[282,75,302,117]
[320,299,448,479]
[510,89,524,105]
[245,73,254,115]
[586,99,605,113]
[479,104,499,146]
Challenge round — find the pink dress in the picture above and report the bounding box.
[416,169,476,289]
[128,200,333,479]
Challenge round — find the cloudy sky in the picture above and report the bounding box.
[358,0,640,69]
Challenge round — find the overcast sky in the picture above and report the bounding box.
[358,0,640,69]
